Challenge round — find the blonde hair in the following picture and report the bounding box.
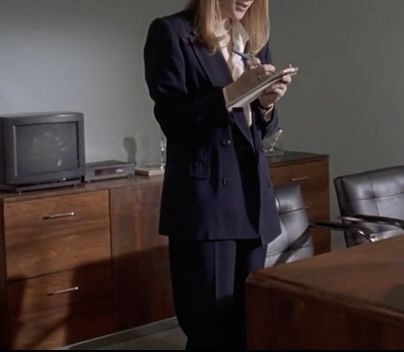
[186,0,270,54]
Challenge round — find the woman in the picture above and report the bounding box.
[144,0,293,349]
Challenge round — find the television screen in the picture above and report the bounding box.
[16,122,80,174]
[0,111,85,192]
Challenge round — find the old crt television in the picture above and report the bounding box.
[0,111,85,192]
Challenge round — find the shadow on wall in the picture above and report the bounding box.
[123,137,137,165]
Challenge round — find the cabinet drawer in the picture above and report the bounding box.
[4,191,111,279]
[271,160,329,220]
[7,262,114,349]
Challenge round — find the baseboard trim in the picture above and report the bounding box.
[58,317,179,350]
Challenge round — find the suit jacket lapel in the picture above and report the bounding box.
[188,32,254,148]
[188,31,232,87]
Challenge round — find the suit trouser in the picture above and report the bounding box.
[168,238,266,350]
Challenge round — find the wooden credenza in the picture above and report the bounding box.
[0,150,329,349]
[269,151,330,254]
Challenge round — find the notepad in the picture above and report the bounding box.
[227,66,299,109]
[135,164,164,176]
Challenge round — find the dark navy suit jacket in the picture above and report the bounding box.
[144,10,281,245]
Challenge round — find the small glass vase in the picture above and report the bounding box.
[160,133,167,170]
[263,128,284,156]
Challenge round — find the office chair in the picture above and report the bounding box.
[334,166,404,247]
[266,183,375,267]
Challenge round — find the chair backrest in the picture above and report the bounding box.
[334,166,404,246]
[266,183,314,267]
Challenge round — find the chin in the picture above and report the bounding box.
[232,11,247,20]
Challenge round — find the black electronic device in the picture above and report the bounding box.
[85,160,135,182]
[0,111,85,192]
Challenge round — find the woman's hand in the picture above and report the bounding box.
[224,64,276,104]
[247,57,294,109]
[258,74,293,108]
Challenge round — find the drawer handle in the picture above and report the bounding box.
[291,176,309,182]
[43,211,76,220]
[48,286,79,296]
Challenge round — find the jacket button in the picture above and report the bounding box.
[222,177,232,186]
[221,139,232,146]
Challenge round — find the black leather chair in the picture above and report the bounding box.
[334,166,404,247]
[266,183,375,267]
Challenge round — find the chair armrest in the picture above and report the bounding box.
[342,214,404,229]
[311,221,377,243]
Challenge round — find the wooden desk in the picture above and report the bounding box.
[246,235,404,349]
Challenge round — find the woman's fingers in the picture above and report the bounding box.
[280,74,292,84]
[254,64,276,82]
[229,64,291,102]
[246,57,261,69]
[259,64,276,76]
[258,71,295,106]
[267,84,287,97]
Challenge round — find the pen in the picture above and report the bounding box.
[232,49,262,69]
[233,49,298,73]
[231,49,256,62]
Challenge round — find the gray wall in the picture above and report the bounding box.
[1,0,404,248]
[0,0,185,165]
[270,0,404,249]
[271,0,404,173]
